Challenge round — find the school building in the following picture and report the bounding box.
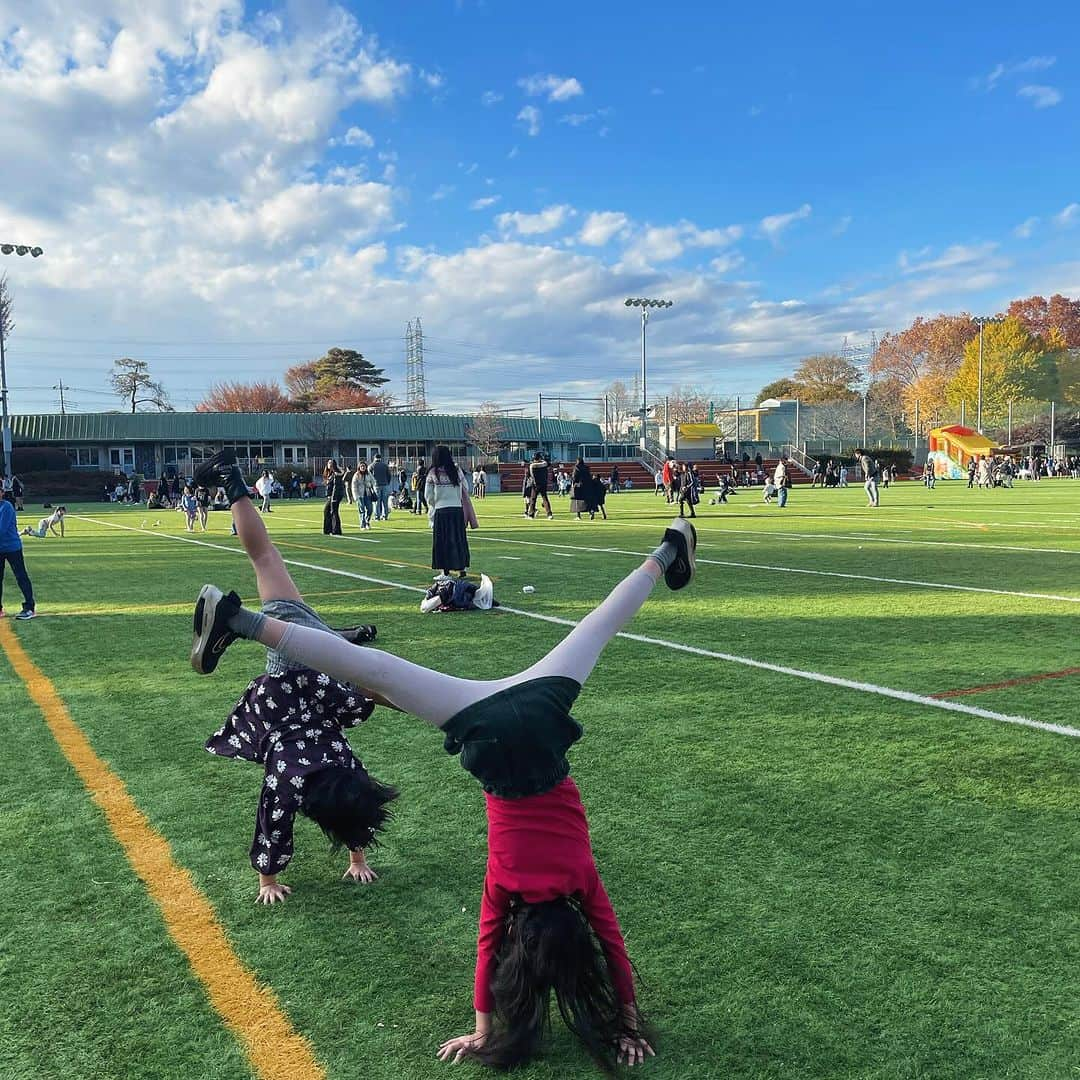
[8,411,604,477]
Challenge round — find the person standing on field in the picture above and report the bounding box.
[856,450,879,507]
[526,453,553,520]
[371,455,392,521]
[0,497,36,619]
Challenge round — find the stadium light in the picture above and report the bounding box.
[624,297,674,449]
[1,241,45,479]
[1,243,43,257]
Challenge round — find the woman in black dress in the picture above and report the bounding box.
[569,457,594,520]
[323,460,345,535]
[424,445,474,577]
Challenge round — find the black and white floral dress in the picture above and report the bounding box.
[205,669,376,874]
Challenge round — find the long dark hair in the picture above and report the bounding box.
[473,897,649,1073]
[431,445,460,486]
[301,766,398,852]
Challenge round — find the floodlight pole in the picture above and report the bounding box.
[0,242,45,479]
[624,297,673,450]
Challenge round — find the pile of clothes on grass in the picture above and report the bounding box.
[420,573,495,613]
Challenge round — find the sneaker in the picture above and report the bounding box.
[15,609,35,620]
[191,585,242,674]
[335,624,377,645]
[546,514,553,520]
[662,518,697,591]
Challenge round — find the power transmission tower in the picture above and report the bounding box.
[405,316,428,410]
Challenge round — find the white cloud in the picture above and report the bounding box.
[973,55,1055,92]
[760,204,811,243]
[340,126,374,147]
[1014,216,1039,238]
[710,252,745,275]
[481,90,503,106]
[470,196,500,210]
[559,112,595,127]
[431,184,455,201]
[518,73,583,103]
[517,105,541,136]
[623,221,742,267]
[1017,84,1062,108]
[1055,203,1080,227]
[579,211,630,246]
[898,242,1001,274]
[833,216,853,236]
[496,205,575,235]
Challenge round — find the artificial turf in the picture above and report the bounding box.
[1,480,1078,1079]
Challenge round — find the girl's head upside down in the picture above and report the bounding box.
[301,766,398,853]
[474,896,651,1074]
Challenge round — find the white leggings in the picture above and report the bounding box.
[272,565,659,727]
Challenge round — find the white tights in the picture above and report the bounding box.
[268,563,660,727]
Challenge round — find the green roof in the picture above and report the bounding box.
[10,412,602,445]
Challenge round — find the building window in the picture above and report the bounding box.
[222,441,275,462]
[282,445,307,465]
[163,443,189,466]
[65,446,97,468]
[385,442,425,464]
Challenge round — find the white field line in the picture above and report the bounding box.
[77,515,1079,739]
[588,517,1080,557]
[469,534,1080,605]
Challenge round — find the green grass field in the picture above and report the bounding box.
[2,481,1079,1080]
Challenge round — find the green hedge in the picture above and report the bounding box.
[12,447,72,472]
[812,449,914,472]
[15,470,122,501]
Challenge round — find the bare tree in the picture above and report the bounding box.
[110,357,172,413]
[465,401,506,459]
[808,399,862,449]
[663,384,719,424]
[598,380,635,439]
[0,274,12,343]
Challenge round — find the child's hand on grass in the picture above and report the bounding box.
[343,850,378,884]
[255,875,292,904]
[436,1031,487,1063]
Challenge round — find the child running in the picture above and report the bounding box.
[192,451,394,903]
[191,490,696,1070]
[21,506,66,538]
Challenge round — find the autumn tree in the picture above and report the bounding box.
[791,354,861,403]
[1007,294,1080,346]
[110,357,172,413]
[285,348,390,411]
[466,401,506,459]
[196,381,295,413]
[284,362,319,410]
[871,314,979,431]
[755,377,800,404]
[807,399,862,448]
[946,317,1046,427]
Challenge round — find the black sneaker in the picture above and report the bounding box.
[335,624,377,645]
[15,608,35,621]
[193,450,250,505]
[191,585,242,674]
[662,518,697,590]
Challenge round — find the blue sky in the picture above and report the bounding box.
[1,0,1078,416]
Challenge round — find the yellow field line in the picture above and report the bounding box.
[0,622,326,1080]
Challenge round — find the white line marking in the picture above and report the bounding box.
[77,514,1077,739]
[497,556,522,560]
[469,534,1080,604]
[551,552,574,557]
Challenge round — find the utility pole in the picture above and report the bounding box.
[54,379,68,415]
[537,392,543,456]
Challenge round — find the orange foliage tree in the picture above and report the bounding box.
[196,381,296,413]
[1007,294,1080,346]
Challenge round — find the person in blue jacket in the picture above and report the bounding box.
[0,497,35,619]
